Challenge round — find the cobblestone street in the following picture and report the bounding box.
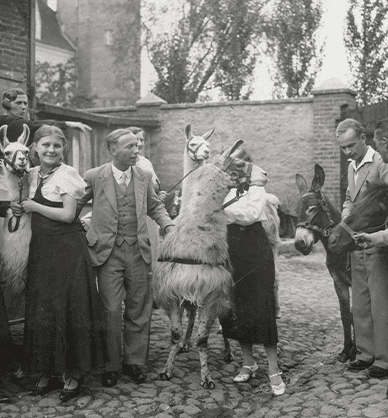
[1,243,388,418]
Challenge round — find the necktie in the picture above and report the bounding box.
[119,172,127,190]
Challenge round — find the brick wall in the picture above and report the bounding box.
[0,0,29,103]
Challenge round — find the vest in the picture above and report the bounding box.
[114,176,138,246]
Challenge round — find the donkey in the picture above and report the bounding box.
[0,124,31,296]
[294,164,355,362]
[153,140,268,389]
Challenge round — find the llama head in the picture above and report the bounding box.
[215,140,268,189]
[0,124,30,175]
[184,124,214,164]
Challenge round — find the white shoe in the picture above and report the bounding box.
[233,363,258,383]
[269,371,286,396]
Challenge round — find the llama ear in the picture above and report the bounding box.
[0,125,10,152]
[296,173,308,196]
[216,139,244,168]
[185,124,192,141]
[226,140,244,158]
[17,124,30,146]
[202,128,215,141]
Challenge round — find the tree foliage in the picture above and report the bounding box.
[344,0,388,106]
[142,0,267,103]
[35,58,97,109]
[265,0,325,98]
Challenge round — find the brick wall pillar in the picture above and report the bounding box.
[312,79,357,208]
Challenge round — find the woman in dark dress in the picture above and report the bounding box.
[17,125,106,401]
[220,149,285,396]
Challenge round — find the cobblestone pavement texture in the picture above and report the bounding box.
[1,243,388,418]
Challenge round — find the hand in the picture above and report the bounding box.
[158,190,167,203]
[21,198,37,214]
[66,121,92,133]
[10,201,24,216]
[353,233,373,249]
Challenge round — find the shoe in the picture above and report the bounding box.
[102,371,118,387]
[59,376,84,402]
[269,371,286,396]
[367,365,388,379]
[347,359,373,372]
[0,391,11,403]
[122,364,146,383]
[233,363,258,383]
[30,375,62,396]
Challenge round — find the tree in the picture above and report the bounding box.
[35,58,97,109]
[344,0,388,106]
[140,0,267,103]
[265,0,325,98]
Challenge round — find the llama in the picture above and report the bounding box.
[153,139,269,389]
[179,125,282,357]
[0,124,31,296]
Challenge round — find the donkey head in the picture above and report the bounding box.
[215,140,268,190]
[0,124,31,175]
[294,164,340,255]
[184,124,214,163]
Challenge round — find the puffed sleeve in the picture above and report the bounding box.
[54,165,86,200]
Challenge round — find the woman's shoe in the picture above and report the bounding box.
[59,376,84,402]
[233,363,258,383]
[269,371,286,396]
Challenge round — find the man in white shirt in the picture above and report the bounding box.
[336,118,388,378]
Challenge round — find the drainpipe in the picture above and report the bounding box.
[27,0,36,117]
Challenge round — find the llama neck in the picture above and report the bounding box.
[182,151,203,200]
[3,170,29,202]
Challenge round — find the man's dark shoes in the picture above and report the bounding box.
[367,365,388,379]
[102,371,118,388]
[347,360,373,372]
[122,364,146,383]
[30,375,63,396]
[0,391,11,403]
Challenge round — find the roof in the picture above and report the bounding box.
[36,0,74,51]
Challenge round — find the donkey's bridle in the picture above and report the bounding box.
[297,192,336,238]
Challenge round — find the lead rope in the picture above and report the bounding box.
[8,176,24,233]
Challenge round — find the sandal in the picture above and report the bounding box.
[59,376,84,402]
[269,371,286,396]
[233,363,258,383]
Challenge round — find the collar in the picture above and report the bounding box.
[111,163,132,181]
[38,163,62,181]
[349,146,375,172]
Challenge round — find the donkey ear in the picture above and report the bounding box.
[202,128,215,141]
[185,124,192,141]
[0,125,10,152]
[17,124,30,146]
[311,164,325,192]
[295,173,308,196]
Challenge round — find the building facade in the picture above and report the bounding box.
[57,0,141,107]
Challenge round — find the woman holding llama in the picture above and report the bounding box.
[14,125,106,401]
[219,149,285,396]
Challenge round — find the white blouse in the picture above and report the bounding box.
[223,186,268,226]
[28,164,86,202]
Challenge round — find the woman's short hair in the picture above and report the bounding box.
[374,118,388,141]
[34,125,66,145]
[2,88,27,110]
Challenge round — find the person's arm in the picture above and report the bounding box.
[21,193,77,223]
[353,230,388,249]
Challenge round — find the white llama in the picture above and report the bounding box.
[153,139,269,389]
[0,124,31,295]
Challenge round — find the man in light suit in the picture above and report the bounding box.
[336,118,388,378]
[78,128,174,388]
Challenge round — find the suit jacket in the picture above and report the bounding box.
[78,163,174,267]
[342,147,388,219]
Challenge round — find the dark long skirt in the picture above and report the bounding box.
[220,222,278,345]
